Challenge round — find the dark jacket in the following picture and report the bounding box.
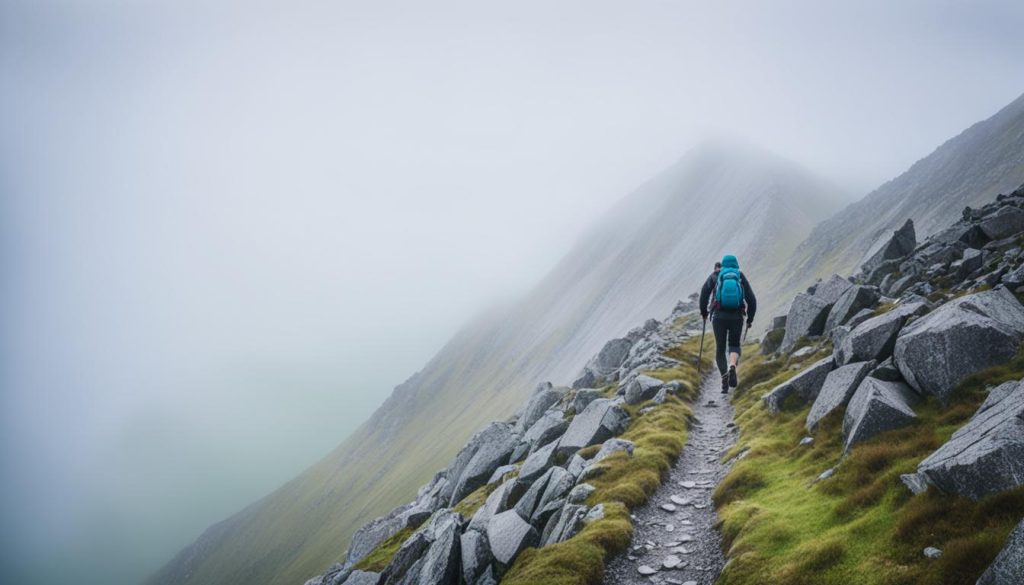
[699,270,757,322]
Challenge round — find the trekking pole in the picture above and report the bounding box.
[696,318,707,377]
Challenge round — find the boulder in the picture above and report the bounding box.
[760,327,785,354]
[572,389,603,414]
[380,530,431,584]
[915,380,1024,500]
[486,464,518,486]
[806,360,876,432]
[868,260,902,287]
[541,503,588,545]
[1001,264,1024,288]
[417,514,462,585]
[824,285,880,334]
[887,274,917,297]
[468,479,515,531]
[981,205,1024,240]
[486,510,538,568]
[762,356,834,413]
[842,378,918,454]
[450,423,519,505]
[556,398,629,456]
[515,388,567,433]
[950,247,984,279]
[460,530,491,585]
[624,374,664,405]
[977,519,1024,585]
[567,483,595,504]
[980,381,1019,414]
[894,288,1024,402]
[592,438,634,463]
[514,467,572,521]
[565,454,587,478]
[862,219,916,275]
[781,294,834,352]
[814,275,855,305]
[520,411,568,454]
[343,506,411,569]
[518,440,559,483]
[573,338,634,387]
[835,298,930,365]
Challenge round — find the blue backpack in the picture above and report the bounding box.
[715,255,744,311]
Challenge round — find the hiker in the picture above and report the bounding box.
[699,255,757,393]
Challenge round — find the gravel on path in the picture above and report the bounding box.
[604,374,741,585]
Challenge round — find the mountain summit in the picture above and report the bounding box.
[148,142,845,585]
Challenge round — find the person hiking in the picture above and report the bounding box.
[699,255,757,393]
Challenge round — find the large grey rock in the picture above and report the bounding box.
[541,503,588,545]
[344,503,413,569]
[417,514,462,585]
[573,338,634,388]
[762,356,834,413]
[486,510,538,568]
[460,529,492,585]
[781,293,834,352]
[825,285,880,334]
[556,398,629,456]
[515,388,567,433]
[951,247,984,279]
[835,298,930,366]
[1001,264,1024,288]
[518,440,559,483]
[977,518,1024,585]
[514,466,571,521]
[814,274,855,305]
[521,410,569,453]
[981,205,1024,240]
[380,531,430,584]
[468,479,514,531]
[806,360,876,432]
[572,389,603,414]
[862,219,916,275]
[842,378,918,453]
[592,438,635,463]
[624,374,664,405]
[450,422,519,505]
[915,380,1024,500]
[894,288,1024,402]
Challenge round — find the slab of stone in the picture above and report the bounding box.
[806,360,876,432]
[486,510,538,567]
[781,294,834,352]
[556,398,630,456]
[835,298,929,365]
[763,355,834,413]
[825,285,880,333]
[894,287,1024,402]
[842,378,918,454]
[915,380,1024,500]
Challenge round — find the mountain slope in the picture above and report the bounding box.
[763,91,1024,320]
[148,142,845,585]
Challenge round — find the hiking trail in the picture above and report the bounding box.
[604,374,740,585]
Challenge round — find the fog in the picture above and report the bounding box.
[1,1,1021,584]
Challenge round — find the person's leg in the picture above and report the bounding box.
[726,318,743,387]
[712,318,728,375]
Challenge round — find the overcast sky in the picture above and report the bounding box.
[2,1,1022,584]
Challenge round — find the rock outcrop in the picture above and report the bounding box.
[894,287,1024,402]
[806,360,876,432]
[842,378,918,453]
[912,380,1024,500]
[763,356,834,413]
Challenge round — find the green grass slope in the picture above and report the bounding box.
[714,343,1024,585]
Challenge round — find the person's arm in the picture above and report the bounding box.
[699,274,714,320]
[742,273,757,323]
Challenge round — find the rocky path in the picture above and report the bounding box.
[604,375,740,585]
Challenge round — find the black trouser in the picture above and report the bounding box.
[712,314,744,375]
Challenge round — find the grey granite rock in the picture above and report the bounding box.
[894,288,1024,402]
[486,510,538,568]
[825,285,880,333]
[450,422,519,505]
[763,356,834,413]
[556,398,629,456]
[981,205,1024,240]
[842,378,918,454]
[781,293,834,352]
[459,529,491,585]
[916,380,1024,500]
[624,374,665,405]
[806,360,876,432]
[835,298,930,366]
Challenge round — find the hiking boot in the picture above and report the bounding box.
[721,373,729,393]
[729,365,738,388]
